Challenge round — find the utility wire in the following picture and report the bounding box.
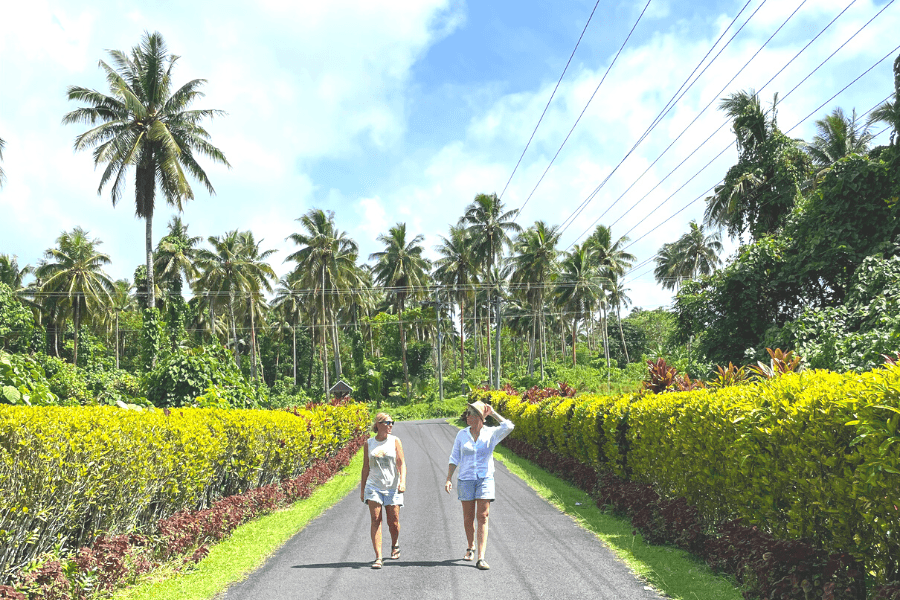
[513,0,654,219]
[556,0,764,235]
[497,0,603,202]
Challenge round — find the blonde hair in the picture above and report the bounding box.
[372,412,391,432]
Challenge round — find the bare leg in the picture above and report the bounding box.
[385,505,401,556]
[475,499,491,561]
[461,500,476,554]
[368,501,383,559]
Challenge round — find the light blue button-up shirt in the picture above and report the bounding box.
[448,419,514,480]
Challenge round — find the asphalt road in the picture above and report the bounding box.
[220,418,664,600]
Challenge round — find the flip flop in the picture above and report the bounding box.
[475,559,490,570]
[463,548,475,561]
[371,558,383,569]
[391,545,401,560]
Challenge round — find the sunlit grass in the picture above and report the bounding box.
[111,450,364,600]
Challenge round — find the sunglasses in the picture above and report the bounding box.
[379,420,394,426]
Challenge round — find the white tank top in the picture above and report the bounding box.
[366,434,400,489]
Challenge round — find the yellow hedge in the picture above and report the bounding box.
[0,403,368,577]
[473,366,900,582]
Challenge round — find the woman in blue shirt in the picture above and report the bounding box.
[444,400,514,570]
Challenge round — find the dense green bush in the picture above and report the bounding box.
[476,363,900,584]
[0,401,369,581]
[0,351,59,406]
[143,346,262,408]
[0,283,33,353]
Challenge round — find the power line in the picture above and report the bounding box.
[513,0,655,219]
[497,0,603,202]
[556,0,765,236]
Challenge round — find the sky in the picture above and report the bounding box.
[1,0,898,315]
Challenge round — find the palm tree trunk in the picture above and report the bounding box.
[115,312,120,370]
[616,302,630,364]
[320,266,330,396]
[229,290,240,369]
[292,319,297,386]
[572,317,578,366]
[146,215,155,310]
[332,321,342,380]
[459,296,466,380]
[399,295,410,400]
[250,297,258,384]
[73,299,80,367]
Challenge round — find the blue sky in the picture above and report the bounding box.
[1,0,897,313]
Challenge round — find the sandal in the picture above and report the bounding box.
[390,545,401,560]
[371,558,383,569]
[476,559,490,570]
[463,548,475,561]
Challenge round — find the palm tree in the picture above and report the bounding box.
[285,209,359,394]
[0,136,6,188]
[107,279,135,369]
[63,31,230,310]
[0,255,31,289]
[36,227,115,366]
[584,225,634,367]
[869,53,900,146]
[236,231,276,384]
[272,276,304,386]
[608,274,633,364]
[654,221,723,290]
[433,225,478,379]
[369,223,430,398]
[802,108,873,169]
[555,244,601,365]
[509,220,561,378]
[154,216,200,295]
[195,230,275,371]
[460,193,521,380]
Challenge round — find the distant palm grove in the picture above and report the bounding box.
[1,33,899,409]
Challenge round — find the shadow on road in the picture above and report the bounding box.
[290,559,463,569]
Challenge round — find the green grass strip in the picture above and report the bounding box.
[111,450,365,600]
[492,444,744,600]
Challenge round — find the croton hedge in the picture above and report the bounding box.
[0,402,369,580]
[473,364,900,585]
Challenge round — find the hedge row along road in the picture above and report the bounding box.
[221,419,663,600]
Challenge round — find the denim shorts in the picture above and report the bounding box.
[457,477,495,501]
[364,483,404,507]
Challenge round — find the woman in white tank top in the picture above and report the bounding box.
[360,412,406,569]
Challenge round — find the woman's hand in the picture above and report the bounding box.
[483,404,493,418]
[444,479,453,494]
[398,482,406,493]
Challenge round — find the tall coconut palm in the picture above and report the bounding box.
[107,279,135,369]
[195,230,275,371]
[154,216,200,295]
[460,193,521,380]
[433,225,478,379]
[555,244,601,365]
[285,209,359,394]
[509,220,560,378]
[802,107,873,169]
[0,254,31,289]
[63,31,230,310]
[272,276,305,386]
[236,231,276,383]
[654,221,723,291]
[369,223,430,398]
[36,227,115,366]
[608,274,632,364]
[584,225,634,367]
[869,53,900,146]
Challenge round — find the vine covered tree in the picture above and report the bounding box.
[63,31,230,310]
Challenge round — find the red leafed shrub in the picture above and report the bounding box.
[882,352,900,367]
[501,438,597,491]
[874,582,900,599]
[642,357,678,394]
[0,586,26,600]
[74,534,151,593]
[522,382,577,404]
[17,561,69,600]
